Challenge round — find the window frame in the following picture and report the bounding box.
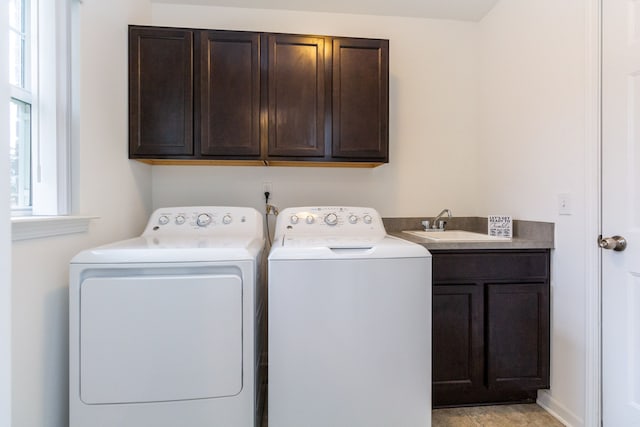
[8,0,91,241]
[9,98,32,214]
[9,0,73,218]
[9,0,33,214]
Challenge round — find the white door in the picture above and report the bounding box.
[602,0,640,424]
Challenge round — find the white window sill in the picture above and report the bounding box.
[11,216,98,241]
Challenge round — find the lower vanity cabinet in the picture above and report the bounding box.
[431,249,550,407]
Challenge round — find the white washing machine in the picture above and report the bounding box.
[69,206,265,427]
[268,206,432,427]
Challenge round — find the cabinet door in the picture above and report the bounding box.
[486,283,550,390]
[266,34,328,158]
[199,31,261,157]
[129,27,194,157]
[332,38,389,161]
[432,284,484,406]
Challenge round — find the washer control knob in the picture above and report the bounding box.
[158,215,170,225]
[325,213,338,226]
[306,215,315,224]
[222,214,232,225]
[348,215,358,224]
[175,215,186,225]
[196,213,212,227]
[290,215,299,224]
[363,214,373,224]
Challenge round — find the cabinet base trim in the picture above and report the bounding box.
[134,159,384,168]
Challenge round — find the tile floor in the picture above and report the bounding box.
[432,404,565,426]
[262,404,564,426]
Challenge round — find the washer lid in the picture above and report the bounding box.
[281,236,382,249]
[269,235,430,260]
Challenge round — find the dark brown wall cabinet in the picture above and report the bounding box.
[129,27,194,157]
[266,34,328,159]
[128,25,389,166]
[199,31,261,157]
[431,250,550,408]
[332,38,388,160]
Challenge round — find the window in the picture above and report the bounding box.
[9,0,32,214]
[8,0,74,217]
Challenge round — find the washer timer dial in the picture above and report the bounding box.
[324,213,338,226]
[196,213,212,227]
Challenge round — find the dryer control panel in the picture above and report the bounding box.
[274,206,386,240]
[142,206,263,238]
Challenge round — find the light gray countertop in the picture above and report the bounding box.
[383,217,554,250]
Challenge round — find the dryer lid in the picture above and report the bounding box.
[70,236,264,263]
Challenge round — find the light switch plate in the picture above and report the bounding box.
[558,193,572,215]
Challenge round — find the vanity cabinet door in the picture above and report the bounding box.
[332,38,389,161]
[199,31,261,158]
[431,250,550,407]
[129,27,194,158]
[486,282,550,391]
[432,284,484,407]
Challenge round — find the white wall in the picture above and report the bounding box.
[1,1,12,426]
[152,3,591,426]
[6,1,592,426]
[478,1,587,425]
[151,4,482,218]
[10,1,153,426]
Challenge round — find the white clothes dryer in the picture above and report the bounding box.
[70,206,265,427]
[268,206,432,427]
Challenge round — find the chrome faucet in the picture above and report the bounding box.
[422,208,452,231]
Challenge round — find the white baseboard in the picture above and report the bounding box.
[537,391,583,427]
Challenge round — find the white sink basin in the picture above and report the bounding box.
[402,230,511,242]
